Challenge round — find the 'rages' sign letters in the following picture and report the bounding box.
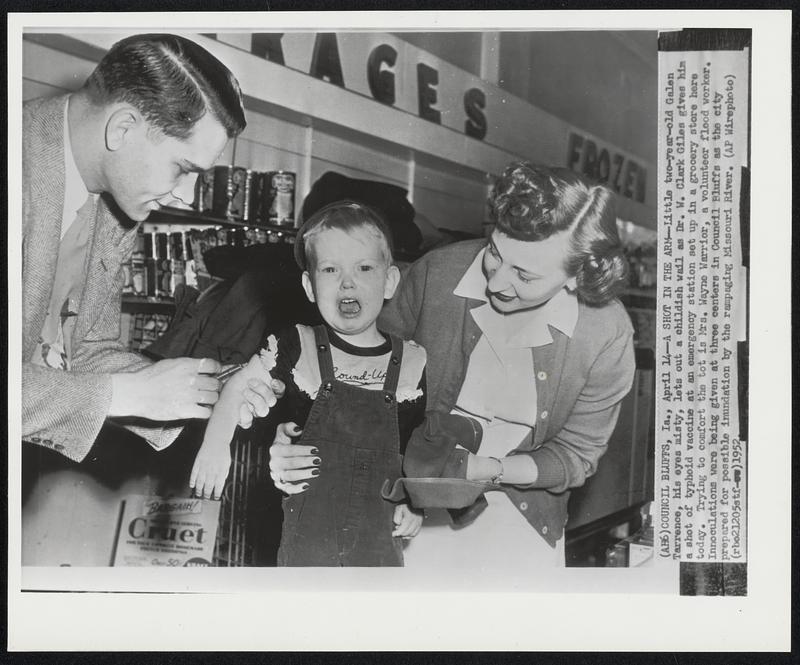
[244,32,488,140]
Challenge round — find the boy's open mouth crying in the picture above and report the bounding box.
[339,298,361,315]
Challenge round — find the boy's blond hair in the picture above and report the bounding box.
[294,200,395,271]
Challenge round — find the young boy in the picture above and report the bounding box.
[190,200,427,566]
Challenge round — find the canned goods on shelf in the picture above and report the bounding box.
[196,165,298,228]
[262,170,296,227]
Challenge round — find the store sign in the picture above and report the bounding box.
[209,32,653,210]
[567,132,648,204]
[238,33,488,140]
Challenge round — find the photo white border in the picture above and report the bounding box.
[7,9,791,652]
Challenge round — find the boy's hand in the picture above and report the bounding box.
[392,503,424,538]
[190,439,232,500]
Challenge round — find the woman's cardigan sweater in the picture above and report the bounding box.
[378,239,635,546]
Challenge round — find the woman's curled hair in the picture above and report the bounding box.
[490,161,629,305]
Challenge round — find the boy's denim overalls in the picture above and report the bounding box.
[277,326,405,566]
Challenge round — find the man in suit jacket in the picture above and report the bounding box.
[22,34,274,463]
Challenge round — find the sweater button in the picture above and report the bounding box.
[317,344,327,353]
[391,356,400,365]
[541,525,548,535]
[537,371,547,381]
[384,393,393,403]
[519,502,528,511]
[540,410,549,420]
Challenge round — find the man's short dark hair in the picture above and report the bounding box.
[84,33,246,140]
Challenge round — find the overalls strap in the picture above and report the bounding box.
[382,334,404,394]
[312,325,336,384]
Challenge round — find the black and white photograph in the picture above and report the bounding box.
[7,9,790,653]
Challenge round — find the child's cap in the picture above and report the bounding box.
[293,199,395,270]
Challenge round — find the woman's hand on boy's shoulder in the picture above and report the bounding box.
[269,422,319,494]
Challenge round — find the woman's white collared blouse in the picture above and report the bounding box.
[451,249,579,428]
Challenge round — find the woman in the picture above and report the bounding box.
[269,162,635,569]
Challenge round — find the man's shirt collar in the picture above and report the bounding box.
[62,95,93,238]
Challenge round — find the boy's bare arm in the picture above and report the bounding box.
[190,370,252,499]
[190,343,280,499]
